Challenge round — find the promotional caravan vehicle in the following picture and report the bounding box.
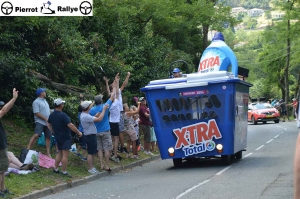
[140,32,252,167]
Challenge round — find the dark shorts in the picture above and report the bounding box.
[0,148,8,172]
[281,110,287,116]
[140,124,151,143]
[56,139,72,151]
[84,134,98,155]
[79,132,87,150]
[34,122,52,139]
[110,122,120,137]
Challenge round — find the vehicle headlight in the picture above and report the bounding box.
[216,144,223,153]
[168,147,175,156]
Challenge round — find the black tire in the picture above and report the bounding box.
[235,151,242,159]
[263,121,267,124]
[173,158,182,167]
[221,155,231,165]
[274,120,279,123]
[251,116,257,125]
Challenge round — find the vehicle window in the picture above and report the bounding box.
[254,103,271,109]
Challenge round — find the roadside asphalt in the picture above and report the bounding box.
[16,155,161,199]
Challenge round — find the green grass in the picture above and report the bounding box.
[2,118,160,198]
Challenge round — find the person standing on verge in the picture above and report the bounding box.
[90,85,116,171]
[80,100,109,174]
[0,88,18,198]
[47,98,82,178]
[108,75,121,163]
[104,72,131,154]
[28,88,52,158]
[138,97,154,156]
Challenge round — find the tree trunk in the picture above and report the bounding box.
[285,18,290,117]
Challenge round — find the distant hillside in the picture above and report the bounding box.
[218,0,270,9]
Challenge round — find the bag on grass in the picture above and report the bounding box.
[37,132,55,148]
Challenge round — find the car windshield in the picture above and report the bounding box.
[254,103,272,109]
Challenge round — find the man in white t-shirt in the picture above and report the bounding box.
[104,72,131,154]
[108,76,121,163]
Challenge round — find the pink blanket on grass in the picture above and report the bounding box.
[39,153,61,169]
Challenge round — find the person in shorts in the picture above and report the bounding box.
[28,88,52,157]
[0,88,18,198]
[81,100,109,174]
[139,97,153,156]
[90,89,116,171]
[109,76,122,163]
[47,98,82,178]
[105,72,131,154]
[123,103,140,159]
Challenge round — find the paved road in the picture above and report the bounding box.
[42,121,298,199]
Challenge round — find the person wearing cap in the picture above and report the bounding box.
[90,85,116,171]
[173,68,181,78]
[27,88,52,158]
[47,98,83,178]
[80,100,109,174]
[138,97,154,156]
[0,88,18,198]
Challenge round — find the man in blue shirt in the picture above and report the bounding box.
[90,86,116,170]
[28,88,52,157]
[47,98,82,178]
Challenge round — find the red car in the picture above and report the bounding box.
[248,103,280,124]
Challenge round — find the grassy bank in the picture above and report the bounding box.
[2,117,159,198]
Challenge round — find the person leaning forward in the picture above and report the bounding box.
[0,88,18,198]
[27,88,52,157]
[47,98,82,178]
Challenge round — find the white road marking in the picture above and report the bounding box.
[255,145,264,151]
[174,130,283,198]
[266,139,273,144]
[174,180,210,199]
[243,152,253,159]
[215,166,231,175]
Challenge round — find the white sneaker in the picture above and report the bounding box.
[144,151,154,156]
[88,168,100,174]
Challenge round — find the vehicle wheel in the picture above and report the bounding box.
[251,116,257,125]
[221,155,231,165]
[274,120,279,123]
[235,151,242,159]
[186,157,195,163]
[263,121,267,124]
[173,158,182,167]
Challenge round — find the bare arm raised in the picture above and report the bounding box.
[120,72,130,92]
[0,88,18,119]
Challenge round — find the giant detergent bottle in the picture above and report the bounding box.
[198,32,238,77]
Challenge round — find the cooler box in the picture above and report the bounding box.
[141,71,252,160]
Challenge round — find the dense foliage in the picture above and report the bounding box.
[0,0,236,123]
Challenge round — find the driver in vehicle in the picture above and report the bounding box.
[173,68,181,78]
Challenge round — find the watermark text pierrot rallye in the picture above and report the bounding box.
[0,0,93,16]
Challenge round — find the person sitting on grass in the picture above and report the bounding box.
[7,151,33,170]
[47,98,82,178]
